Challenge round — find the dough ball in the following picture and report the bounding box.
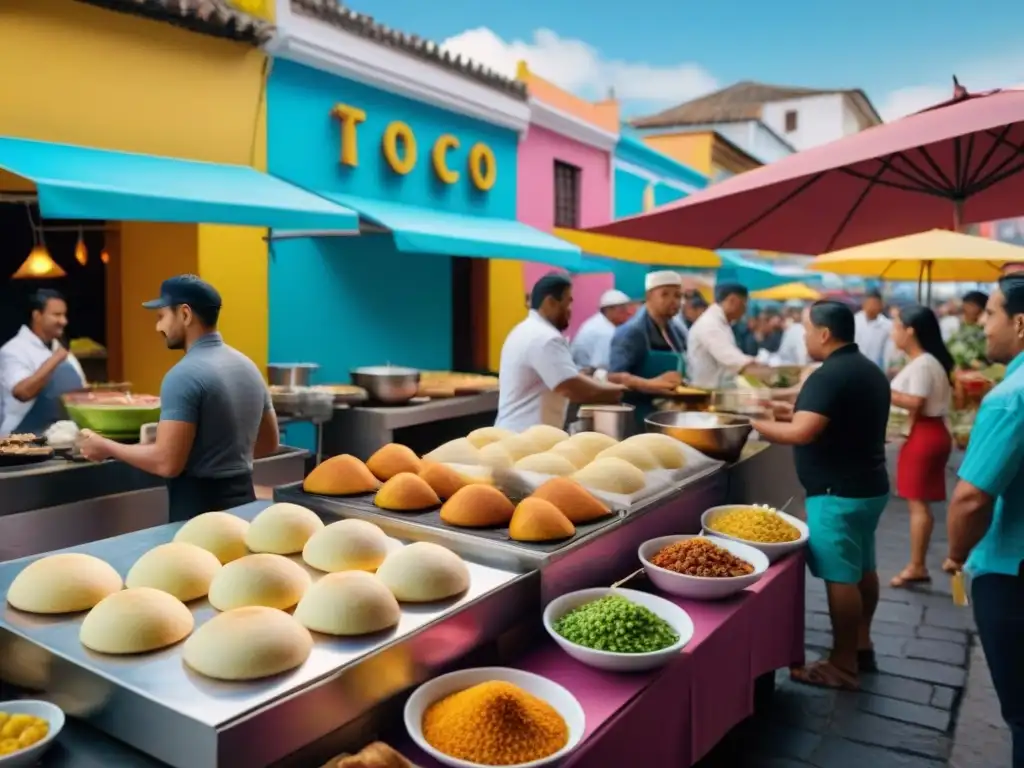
[477,442,514,471]
[126,542,222,602]
[303,454,380,496]
[294,571,400,636]
[302,519,390,573]
[509,498,575,542]
[532,477,612,523]
[366,443,422,481]
[376,542,469,602]
[418,461,481,500]
[174,511,249,564]
[423,438,480,466]
[374,472,440,511]
[521,425,570,451]
[573,457,646,495]
[80,587,194,654]
[595,441,659,471]
[566,431,618,461]
[439,484,515,528]
[514,452,577,477]
[207,553,311,612]
[623,433,688,469]
[7,553,122,614]
[496,434,540,461]
[466,426,514,449]
[183,606,312,681]
[548,440,590,469]
[245,503,324,555]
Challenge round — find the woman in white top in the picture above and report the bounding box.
[888,305,954,588]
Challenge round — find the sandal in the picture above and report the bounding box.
[890,568,931,588]
[790,660,860,691]
[858,648,878,673]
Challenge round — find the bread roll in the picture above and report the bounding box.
[532,477,612,523]
[567,431,618,461]
[573,457,646,495]
[245,503,324,555]
[514,452,577,477]
[126,542,221,602]
[376,542,469,602]
[174,512,249,564]
[439,484,514,528]
[548,440,590,469]
[423,438,480,466]
[303,454,380,496]
[521,424,569,451]
[294,571,400,636]
[623,433,688,469]
[183,606,312,681]
[477,442,514,471]
[7,553,123,614]
[207,553,311,611]
[366,443,422,481]
[595,441,659,471]
[496,434,539,461]
[302,519,390,573]
[466,426,514,449]
[509,498,575,542]
[80,588,194,654]
[374,472,440,511]
[418,461,479,500]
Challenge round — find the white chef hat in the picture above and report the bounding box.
[598,289,632,308]
[645,270,683,292]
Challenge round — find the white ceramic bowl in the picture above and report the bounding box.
[404,667,585,768]
[638,534,769,600]
[0,700,64,767]
[701,505,809,563]
[543,587,693,672]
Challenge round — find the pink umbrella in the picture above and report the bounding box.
[593,83,1024,254]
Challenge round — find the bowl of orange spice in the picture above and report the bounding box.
[404,667,585,767]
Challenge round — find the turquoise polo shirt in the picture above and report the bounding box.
[958,352,1024,578]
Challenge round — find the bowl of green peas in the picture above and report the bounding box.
[543,587,694,672]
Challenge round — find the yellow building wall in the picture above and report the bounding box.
[487,260,527,372]
[642,133,715,176]
[0,0,269,388]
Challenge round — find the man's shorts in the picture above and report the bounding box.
[805,493,890,584]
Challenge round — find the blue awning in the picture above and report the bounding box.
[323,193,582,270]
[718,251,823,292]
[0,137,358,231]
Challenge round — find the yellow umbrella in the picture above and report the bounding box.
[808,229,1024,283]
[553,227,721,268]
[752,282,822,301]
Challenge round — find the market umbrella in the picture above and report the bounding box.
[592,84,1024,253]
[751,282,823,301]
[717,251,822,292]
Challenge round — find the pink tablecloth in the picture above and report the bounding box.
[401,553,805,767]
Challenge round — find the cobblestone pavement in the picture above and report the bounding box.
[695,450,1012,768]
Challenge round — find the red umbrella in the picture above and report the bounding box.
[594,83,1024,254]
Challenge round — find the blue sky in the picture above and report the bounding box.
[360,0,1024,119]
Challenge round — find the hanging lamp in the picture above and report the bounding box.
[12,244,67,279]
[100,248,110,265]
[75,229,88,266]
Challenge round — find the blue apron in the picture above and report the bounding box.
[15,359,84,434]
[624,342,685,433]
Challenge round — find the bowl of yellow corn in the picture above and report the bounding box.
[701,504,809,563]
[0,700,63,766]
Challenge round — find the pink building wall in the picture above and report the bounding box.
[516,124,614,337]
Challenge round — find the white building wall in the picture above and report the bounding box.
[761,93,846,150]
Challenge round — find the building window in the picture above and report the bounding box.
[784,110,798,133]
[554,161,581,229]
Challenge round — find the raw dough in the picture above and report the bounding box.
[366,443,422,481]
[566,431,618,461]
[423,438,480,466]
[7,553,123,614]
[531,477,612,523]
[174,511,249,564]
[477,442,514,471]
[439,484,515,528]
[302,519,390,573]
[595,442,659,472]
[245,503,324,555]
[521,424,569,451]
[495,434,539,461]
[548,440,590,469]
[623,433,688,469]
[466,426,513,449]
[126,542,222,602]
[207,553,311,611]
[80,587,194,654]
[509,498,575,542]
[418,461,479,500]
[573,457,646,495]
[514,452,577,477]
[294,571,400,636]
[183,606,312,681]
[374,472,440,511]
[376,542,469,602]
[303,454,380,496]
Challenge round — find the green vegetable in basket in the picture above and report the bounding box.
[554,594,678,653]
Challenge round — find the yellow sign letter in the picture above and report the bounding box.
[383,121,417,175]
[332,104,366,167]
[432,135,460,184]
[469,142,497,191]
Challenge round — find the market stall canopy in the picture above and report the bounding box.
[322,194,581,269]
[0,137,359,231]
[588,85,1024,254]
[718,251,821,292]
[751,282,823,301]
[552,228,720,268]
[808,229,1024,282]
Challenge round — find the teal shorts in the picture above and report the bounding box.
[805,493,890,584]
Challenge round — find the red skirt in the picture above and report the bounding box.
[897,416,952,502]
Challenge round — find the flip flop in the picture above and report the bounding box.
[890,569,932,588]
[790,660,860,691]
[858,648,878,673]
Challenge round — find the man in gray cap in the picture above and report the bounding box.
[80,275,279,522]
[570,288,635,371]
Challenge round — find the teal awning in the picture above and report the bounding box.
[324,193,582,269]
[0,137,358,231]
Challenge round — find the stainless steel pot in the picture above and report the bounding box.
[577,404,635,440]
[645,410,753,463]
[350,365,420,404]
[267,363,319,389]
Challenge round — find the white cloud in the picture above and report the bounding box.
[441,27,718,105]
[877,55,1024,120]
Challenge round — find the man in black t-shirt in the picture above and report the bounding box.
[753,302,891,692]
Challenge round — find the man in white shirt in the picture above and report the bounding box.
[778,317,810,366]
[0,289,86,436]
[570,289,634,371]
[854,291,892,369]
[687,283,761,388]
[938,300,962,341]
[496,273,624,432]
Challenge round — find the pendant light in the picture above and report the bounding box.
[12,244,67,279]
[100,249,110,265]
[75,228,88,266]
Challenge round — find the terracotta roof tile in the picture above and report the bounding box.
[290,0,527,99]
[74,0,273,44]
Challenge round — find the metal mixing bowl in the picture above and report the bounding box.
[576,404,636,440]
[268,363,319,389]
[645,410,753,463]
[350,366,421,404]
